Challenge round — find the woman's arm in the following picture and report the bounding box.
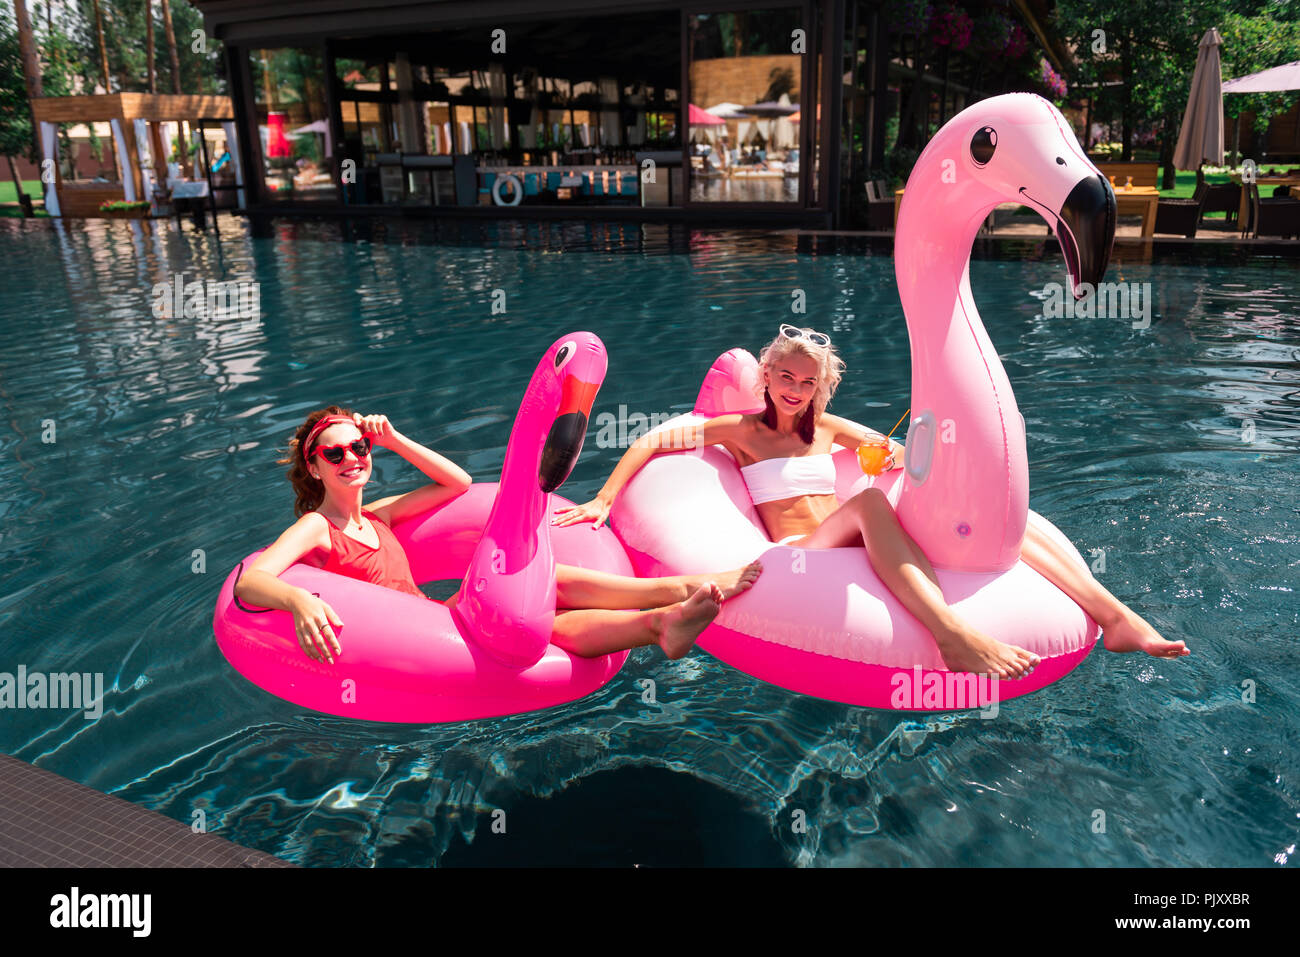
[355,414,473,526]
[234,514,345,663]
[822,412,905,469]
[234,514,328,612]
[553,414,742,528]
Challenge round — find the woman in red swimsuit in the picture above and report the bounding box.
[234,406,761,665]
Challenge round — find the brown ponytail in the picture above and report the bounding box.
[277,405,357,518]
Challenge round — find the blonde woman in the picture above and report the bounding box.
[555,325,1187,679]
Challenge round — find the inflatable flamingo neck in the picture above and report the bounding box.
[893,93,1114,572]
[455,334,607,668]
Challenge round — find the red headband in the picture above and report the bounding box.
[302,414,356,459]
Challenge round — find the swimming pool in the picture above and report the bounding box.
[1,216,1296,866]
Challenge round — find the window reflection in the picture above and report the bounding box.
[250,47,336,202]
[689,9,804,204]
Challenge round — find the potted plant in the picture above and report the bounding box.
[98,199,152,219]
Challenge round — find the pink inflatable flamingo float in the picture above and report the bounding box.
[213,332,633,722]
[610,95,1117,710]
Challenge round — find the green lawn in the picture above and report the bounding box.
[0,180,44,203]
[1159,170,1230,199]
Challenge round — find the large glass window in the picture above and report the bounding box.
[688,9,804,204]
[249,47,336,202]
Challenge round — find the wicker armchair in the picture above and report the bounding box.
[1198,182,1240,225]
[1243,183,1300,239]
[1154,189,1204,238]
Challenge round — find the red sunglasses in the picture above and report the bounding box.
[313,435,372,465]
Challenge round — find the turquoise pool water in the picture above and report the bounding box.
[0,217,1296,867]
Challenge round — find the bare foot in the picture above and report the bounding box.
[934,622,1040,680]
[705,560,763,601]
[1102,609,1188,658]
[657,583,723,659]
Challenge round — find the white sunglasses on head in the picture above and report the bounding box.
[779,323,831,348]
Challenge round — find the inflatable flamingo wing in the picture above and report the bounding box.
[454,333,607,668]
[894,93,1116,572]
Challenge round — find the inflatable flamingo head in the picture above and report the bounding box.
[909,93,1116,297]
[892,94,1117,573]
[455,331,607,670]
[536,332,607,492]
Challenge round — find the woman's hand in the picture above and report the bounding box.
[290,591,344,664]
[552,497,611,529]
[353,413,399,448]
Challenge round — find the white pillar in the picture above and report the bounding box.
[109,118,135,201]
[598,76,621,147]
[40,122,61,216]
[133,119,154,210]
[159,122,176,180]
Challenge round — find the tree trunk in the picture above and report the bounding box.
[161,0,182,95]
[147,0,156,94]
[1120,36,1132,161]
[90,0,118,180]
[91,0,110,93]
[14,0,43,160]
[7,155,35,218]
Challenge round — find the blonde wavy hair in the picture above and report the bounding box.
[757,326,846,443]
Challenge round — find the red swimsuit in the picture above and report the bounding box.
[313,509,431,600]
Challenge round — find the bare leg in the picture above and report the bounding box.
[1020,521,1188,659]
[551,583,724,659]
[794,489,1039,679]
[555,561,761,610]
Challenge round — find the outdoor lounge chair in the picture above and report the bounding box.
[863,180,893,230]
[1198,182,1240,225]
[1154,191,1205,238]
[1243,184,1300,239]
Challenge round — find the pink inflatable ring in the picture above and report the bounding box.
[214,333,634,723]
[610,93,1116,712]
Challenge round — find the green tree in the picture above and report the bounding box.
[1218,11,1300,163]
[1055,0,1300,185]
[1,5,39,214]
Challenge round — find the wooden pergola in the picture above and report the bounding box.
[30,93,240,217]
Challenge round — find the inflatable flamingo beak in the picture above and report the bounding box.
[539,374,600,493]
[1054,173,1116,298]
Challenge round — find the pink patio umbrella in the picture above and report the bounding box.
[688,103,726,125]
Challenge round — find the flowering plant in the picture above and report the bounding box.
[1039,58,1068,100]
[931,3,973,51]
[886,0,934,36]
[1006,23,1029,60]
[98,200,150,212]
[971,11,1007,55]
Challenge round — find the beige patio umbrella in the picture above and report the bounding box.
[1173,27,1224,186]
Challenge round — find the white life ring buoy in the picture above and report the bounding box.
[492,173,523,206]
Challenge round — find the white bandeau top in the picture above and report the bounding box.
[739,453,836,505]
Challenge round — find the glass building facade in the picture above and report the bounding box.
[196,0,1068,227]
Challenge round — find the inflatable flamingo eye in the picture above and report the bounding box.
[971,127,997,166]
[554,339,578,371]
